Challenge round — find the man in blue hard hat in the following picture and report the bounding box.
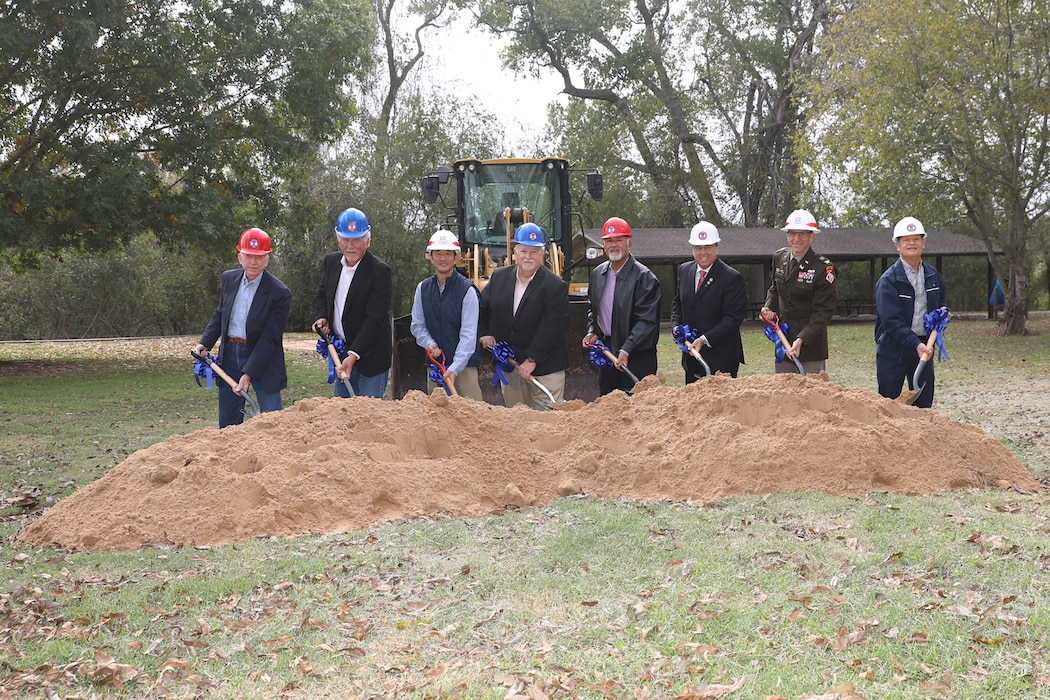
[478,223,569,410]
[313,207,393,399]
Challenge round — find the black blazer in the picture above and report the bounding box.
[670,257,746,375]
[479,265,569,376]
[200,269,291,393]
[313,250,393,376]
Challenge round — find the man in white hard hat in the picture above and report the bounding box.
[761,209,838,374]
[874,216,949,407]
[670,221,747,379]
[409,229,484,400]
[582,216,661,395]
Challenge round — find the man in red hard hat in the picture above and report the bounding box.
[196,228,291,428]
[582,216,661,395]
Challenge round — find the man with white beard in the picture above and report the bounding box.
[479,223,569,410]
[582,217,662,395]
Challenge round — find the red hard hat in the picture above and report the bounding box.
[237,228,273,255]
[601,217,632,239]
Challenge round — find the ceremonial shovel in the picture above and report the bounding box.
[598,345,640,387]
[897,328,938,406]
[190,350,259,417]
[315,326,356,397]
[760,309,806,375]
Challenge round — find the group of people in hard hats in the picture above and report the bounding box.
[195,206,948,427]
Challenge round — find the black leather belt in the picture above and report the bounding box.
[228,337,247,344]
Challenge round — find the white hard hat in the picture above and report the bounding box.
[688,221,720,245]
[892,216,927,240]
[782,209,820,233]
[426,229,461,251]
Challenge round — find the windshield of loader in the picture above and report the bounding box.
[461,161,564,247]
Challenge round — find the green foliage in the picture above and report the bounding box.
[0,233,224,340]
[475,0,833,228]
[0,0,374,267]
[802,0,1050,334]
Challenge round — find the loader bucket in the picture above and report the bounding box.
[391,297,600,404]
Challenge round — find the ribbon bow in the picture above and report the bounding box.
[426,350,452,395]
[671,324,698,352]
[490,341,516,386]
[588,339,615,367]
[193,354,218,389]
[923,308,952,361]
[763,322,791,363]
[315,334,349,384]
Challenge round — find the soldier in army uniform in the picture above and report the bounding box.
[760,209,838,374]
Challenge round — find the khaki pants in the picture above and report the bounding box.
[500,370,565,411]
[427,366,484,401]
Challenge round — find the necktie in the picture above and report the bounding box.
[788,257,799,279]
[696,268,706,292]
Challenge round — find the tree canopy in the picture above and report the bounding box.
[470,0,832,228]
[804,0,1050,334]
[0,0,373,268]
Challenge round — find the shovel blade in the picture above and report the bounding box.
[896,384,925,406]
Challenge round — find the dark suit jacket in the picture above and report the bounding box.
[478,265,569,376]
[314,250,393,377]
[200,269,290,393]
[670,257,746,376]
[585,254,661,355]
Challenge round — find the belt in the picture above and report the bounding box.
[228,336,247,344]
[917,334,929,343]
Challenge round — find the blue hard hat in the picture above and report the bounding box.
[512,222,545,247]
[335,208,371,238]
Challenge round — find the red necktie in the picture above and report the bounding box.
[696,268,706,292]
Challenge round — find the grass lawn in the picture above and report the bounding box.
[1,314,1049,699]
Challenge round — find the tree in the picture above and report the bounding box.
[467,0,832,227]
[0,0,373,268]
[278,0,503,325]
[803,0,1050,335]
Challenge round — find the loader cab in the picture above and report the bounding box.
[421,157,602,285]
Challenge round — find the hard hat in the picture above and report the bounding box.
[427,229,461,251]
[513,222,546,247]
[601,217,632,239]
[782,209,820,233]
[688,221,720,245]
[892,216,927,240]
[237,228,272,255]
[335,207,371,238]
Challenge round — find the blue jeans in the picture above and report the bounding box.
[217,342,283,428]
[334,367,388,399]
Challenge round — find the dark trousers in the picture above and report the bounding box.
[599,347,657,395]
[217,342,283,428]
[877,349,935,408]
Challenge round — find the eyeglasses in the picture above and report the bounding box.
[785,231,813,239]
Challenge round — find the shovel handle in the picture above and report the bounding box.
[911,328,939,387]
[600,347,640,385]
[315,326,356,397]
[684,344,712,377]
[760,310,806,375]
[190,350,259,417]
[426,349,459,397]
[504,355,557,404]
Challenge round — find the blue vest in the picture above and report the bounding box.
[421,272,481,367]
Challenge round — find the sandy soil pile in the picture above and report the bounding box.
[19,373,1041,551]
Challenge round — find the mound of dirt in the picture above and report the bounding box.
[19,373,1041,551]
